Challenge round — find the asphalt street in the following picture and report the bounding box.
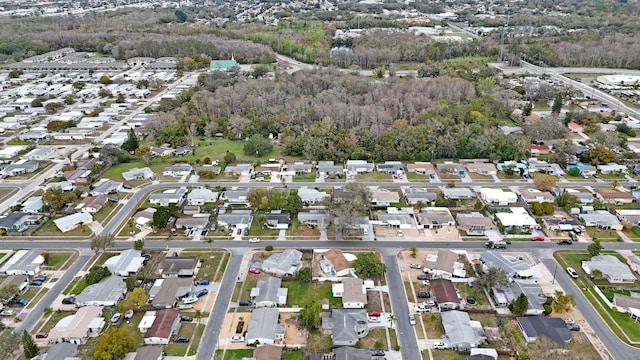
[383,253,421,360]
[195,253,242,360]
[17,253,92,332]
[541,259,640,360]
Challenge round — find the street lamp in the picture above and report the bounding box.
[552,262,558,284]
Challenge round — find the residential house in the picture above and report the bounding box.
[104,249,145,276]
[369,187,400,206]
[0,212,41,232]
[245,308,284,345]
[402,187,437,205]
[254,344,283,360]
[332,347,371,360]
[345,160,374,175]
[627,255,640,274]
[150,146,175,157]
[0,249,45,275]
[416,207,455,229]
[441,310,486,350]
[406,162,436,176]
[517,316,571,345]
[568,121,583,133]
[378,207,413,229]
[90,179,122,196]
[174,146,193,156]
[254,163,281,175]
[519,189,555,204]
[217,209,252,234]
[0,275,29,295]
[616,210,640,226]
[75,275,127,307]
[21,146,55,160]
[581,255,637,283]
[567,163,596,177]
[579,210,623,230]
[149,278,192,308]
[21,196,43,213]
[612,293,640,317]
[139,311,158,333]
[594,188,635,204]
[436,162,466,176]
[143,308,181,345]
[122,167,155,181]
[298,211,330,229]
[264,211,291,230]
[149,188,186,207]
[162,163,192,177]
[224,164,253,177]
[469,349,498,360]
[429,278,460,311]
[316,161,344,177]
[466,162,498,175]
[4,160,39,176]
[251,277,288,307]
[527,158,564,176]
[527,144,550,156]
[187,188,218,206]
[175,214,210,231]
[285,162,313,174]
[492,280,546,315]
[443,188,476,200]
[54,212,93,232]
[480,251,537,279]
[262,249,303,277]
[125,346,164,360]
[297,187,329,204]
[322,309,368,346]
[423,250,467,279]
[195,165,221,177]
[220,189,250,204]
[597,163,627,174]
[480,188,518,205]
[32,343,77,360]
[542,216,582,232]
[376,161,404,174]
[48,306,105,345]
[63,168,91,184]
[494,208,537,231]
[134,208,156,228]
[158,257,200,278]
[332,278,366,309]
[44,181,75,192]
[456,213,496,236]
[75,195,108,213]
[320,249,354,277]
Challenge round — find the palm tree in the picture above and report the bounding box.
[409,247,417,258]
[611,179,620,189]
[387,314,396,329]
[194,310,202,325]
[591,269,603,280]
[204,237,214,257]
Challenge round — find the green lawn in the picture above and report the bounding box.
[283,350,305,360]
[43,251,73,269]
[93,202,117,223]
[293,172,317,182]
[354,172,393,182]
[39,310,75,333]
[247,213,280,237]
[102,161,165,181]
[282,281,339,307]
[180,250,228,282]
[171,138,295,164]
[405,171,430,181]
[455,283,489,306]
[214,349,255,360]
[586,227,622,242]
[34,218,91,237]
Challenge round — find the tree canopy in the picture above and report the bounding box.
[475,267,508,291]
[353,252,386,279]
[92,327,136,360]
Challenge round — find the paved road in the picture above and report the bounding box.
[17,252,92,331]
[383,253,421,360]
[541,259,640,360]
[195,253,242,360]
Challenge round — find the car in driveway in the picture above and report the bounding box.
[421,280,430,286]
[124,309,134,319]
[433,340,448,349]
[231,336,245,343]
[32,275,46,282]
[371,349,385,356]
[181,315,193,322]
[62,297,76,305]
[9,298,28,306]
[249,268,261,274]
[196,279,209,286]
[35,332,48,339]
[238,300,253,306]
[417,291,430,298]
[567,323,581,331]
[30,279,44,286]
[194,289,208,298]
[417,274,429,280]
[174,335,190,343]
[409,263,421,269]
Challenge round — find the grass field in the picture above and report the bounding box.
[214,349,255,360]
[282,350,305,360]
[180,250,228,282]
[282,281,340,307]
[102,161,165,180]
[34,218,90,237]
[0,187,17,203]
[43,251,74,269]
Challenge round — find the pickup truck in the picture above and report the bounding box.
[485,240,507,249]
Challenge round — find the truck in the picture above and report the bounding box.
[485,240,508,249]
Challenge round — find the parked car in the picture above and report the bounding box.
[417,291,430,298]
[415,304,431,313]
[175,335,190,343]
[433,340,448,349]
[124,310,134,319]
[181,315,193,322]
[409,314,416,325]
[570,233,578,242]
[35,332,48,339]
[557,238,572,245]
[171,228,178,236]
[397,230,404,237]
[371,349,385,356]
[466,296,476,305]
[417,274,429,280]
[249,268,261,274]
[196,279,209,286]
[231,336,245,343]
[567,323,581,331]
[367,311,381,317]
[409,264,421,269]
[422,280,430,286]
[30,279,44,286]
[62,297,76,305]
[32,275,46,282]
[0,309,15,317]
[110,313,122,324]
[566,267,579,278]
[194,289,208,298]
[238,300,253,307]
[532,235,545,241]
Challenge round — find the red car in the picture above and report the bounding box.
[532,235,545,241]
[249,268,261,274]
[35,332,48,339]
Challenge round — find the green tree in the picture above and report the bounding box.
[523,102,533,117]
[284,190,304,215]
[175,9,188,22]
[22,330,39,358]
[115,93,126,103]
[134,145,151,163]
[588,240,603,257]
[533,173,558,192]
[136,79,149,89]
[64,95,76,105]
[251,65,270,79]
[329,183,372,237]
[243,135,273,157]
[591,269,603,280]
[247,188,270,209]
[119,287,149,312]
[475,267,508,291]
[98,75,112,85]
[508,293,529,316]
[31,98,43,107]
[43,187,78,212]
[133,239,144,251]
[580,144,616,165]
[410,247,417,258]
[85,266,111,285]
[555,191,579,210]
[45,102,63,113]
[298,301,321,329]
[567,167,581,177]
[296,267,312,283]
[121,128,139,153]
[353,252,386,279]
[8,70,23,78]
[91,234,115,253]
[552,291,575,313]
[223,151,236,164]
[0,283,19,302]
[93,327,136,360]
[72,81,86,90]
[98,88,112,98]
[552,93,563,114]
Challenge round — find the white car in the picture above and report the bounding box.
[409,314,416,325]
[433,340,448,349]
[566,267,579,278]
[231,336,245,343]
[397,230,404,237]
[248,237,261,243]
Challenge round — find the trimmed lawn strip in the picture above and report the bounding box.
[43,251,73,270]
[186,324,205,356]
[214,349,254,360]
[34,218,91,237]
[282,281,340,307]
[180,250,227,282]
[283,350,305,360]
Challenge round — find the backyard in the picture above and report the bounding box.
[282,281,340,307]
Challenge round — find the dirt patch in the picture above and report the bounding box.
[281,313,307,346]
[220,312,252,349]
[425,227,460,240]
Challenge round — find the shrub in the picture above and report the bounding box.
[265,245,273,251]
[543,304,552,315]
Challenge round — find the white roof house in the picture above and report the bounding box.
[75,275,127,307]
[582,255,637,283]
[0,249,45,275]
[122,167,155,181]
[54,212,93,232]
[187,188,218,206]
[441,310,486,350]
[48,306,105,345]
[139,311,157,333]
[21,196,43,213]
[480,188,518,205]
[494,208,537,229]
[297,187,330,204]
[104,249,145,276]
[580,210,623,230]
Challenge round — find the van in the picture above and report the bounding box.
[566,267,579,278]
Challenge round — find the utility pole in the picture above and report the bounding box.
[498,7,510,63]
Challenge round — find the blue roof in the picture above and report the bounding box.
[210,59,238,69]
